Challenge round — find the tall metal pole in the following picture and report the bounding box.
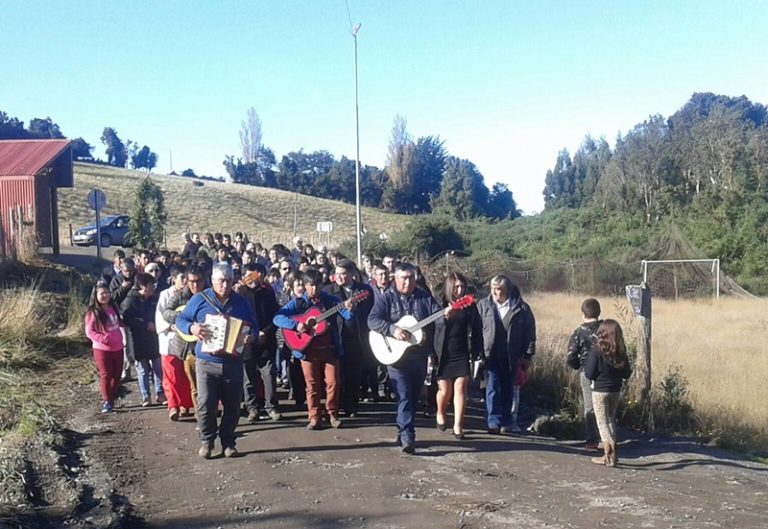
[352,23,363,266]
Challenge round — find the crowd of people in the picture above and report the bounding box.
[84,231,631,465]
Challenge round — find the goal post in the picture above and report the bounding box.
[641,259,720,300]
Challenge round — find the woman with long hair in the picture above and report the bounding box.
[434,272,483,439]
[84,279,124,413]
[585,319,632,467]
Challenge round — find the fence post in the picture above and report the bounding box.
[627,282,653,427]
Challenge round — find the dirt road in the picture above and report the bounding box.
[63,381,768,529]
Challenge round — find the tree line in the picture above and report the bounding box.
[223,109,521,220]
[541,92,768,292]
[0,111,158,172]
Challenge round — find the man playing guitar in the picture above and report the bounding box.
[367,263,449,455]
[273,270,355,430]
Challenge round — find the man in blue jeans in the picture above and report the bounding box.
[476,275,536,434]
[176,263,258,459]
[368,263,446,454]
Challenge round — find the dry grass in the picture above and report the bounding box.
[57,163,408,249]
[0,284,55,370]
[527,292,768,446]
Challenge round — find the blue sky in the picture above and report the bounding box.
[2,1,767,213]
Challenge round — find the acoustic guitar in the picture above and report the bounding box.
[174,270,262,343]
[282,290,369,352]
[369,295,475,366]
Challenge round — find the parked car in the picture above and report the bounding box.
[73,215,130,247]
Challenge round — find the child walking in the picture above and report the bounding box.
[85,279,124,413]
[584,319,632,467]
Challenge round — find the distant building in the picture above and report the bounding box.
[0,139,73,257]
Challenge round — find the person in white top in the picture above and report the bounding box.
[155,266,194,421]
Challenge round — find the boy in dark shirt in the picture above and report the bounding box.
[566,298,602,450]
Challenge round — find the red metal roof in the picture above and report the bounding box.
[0,139,71,177]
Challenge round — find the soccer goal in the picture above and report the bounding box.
[641,259,720,300]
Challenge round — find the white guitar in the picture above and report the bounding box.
[369,295,474,365]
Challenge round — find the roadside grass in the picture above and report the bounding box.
[57,163,408,249]
[525,291,768,456]
[0,258,92,518]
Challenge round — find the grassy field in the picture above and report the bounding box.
[528,291,768,440]
[57,163,409,250]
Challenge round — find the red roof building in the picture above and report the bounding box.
[0,139,73,257]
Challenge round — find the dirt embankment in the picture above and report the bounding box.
[36,379,768,529]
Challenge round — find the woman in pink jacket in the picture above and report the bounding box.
[85,279,124,413]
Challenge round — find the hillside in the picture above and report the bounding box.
[57,163,408,249]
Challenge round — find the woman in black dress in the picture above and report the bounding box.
[434,272,483,439]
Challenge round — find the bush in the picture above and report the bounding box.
[653,365,698,433]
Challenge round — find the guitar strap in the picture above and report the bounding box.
[200,291,232,317]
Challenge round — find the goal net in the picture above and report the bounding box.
[641,259,720,300]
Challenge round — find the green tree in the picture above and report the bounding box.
[0,111,29,139]
[28,116,64,138]
[128,177,167,248]
[101,127,127,167]
[181,168,197,177]
[70,137,94,160]
[433,157,490,220]
[487,182,520,219]
[409,135,447,213]
[131,145,158,171]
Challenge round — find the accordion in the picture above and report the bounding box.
[201,313,250,355]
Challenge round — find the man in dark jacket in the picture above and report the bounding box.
[566,298,602,449]
[476,275,536,434]
[368,263,445,454]
[121,273,163,407]
[323,259,374,417]
[110,257,137,381]
[237,263,282,423]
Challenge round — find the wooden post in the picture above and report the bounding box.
[626,282,653,427]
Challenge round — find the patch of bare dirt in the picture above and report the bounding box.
[66,380,768,529]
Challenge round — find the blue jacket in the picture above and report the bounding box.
[175,288,258,364]
[367,287,443,356]
[273,292,352,360]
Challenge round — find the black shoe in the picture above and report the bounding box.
[401,442,415,455]
[436,422,447,432]
[487,426,500,435]
[453,431,465,440]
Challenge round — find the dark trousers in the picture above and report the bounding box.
[360,349,379,398]
[486,355,515,429]
[196,359,243,449]
[387,352,428,445]
[340,340,363,414]
[243,355,278,413]
[288,355,306,405]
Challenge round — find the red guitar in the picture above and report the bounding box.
[282,290,370,352]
